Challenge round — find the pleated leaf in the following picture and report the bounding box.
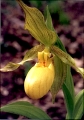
[50,55,67,102]
[63,83,74,119]
[0,44,44,72]
[51,46,84,78]
[17,0,56,46]
[1,101,51,119]
[45,6,54,31]
[44,6,80,119]
[55,37,75,118]
[72,89,84,119]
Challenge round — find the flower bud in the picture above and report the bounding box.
[24,50,55,99]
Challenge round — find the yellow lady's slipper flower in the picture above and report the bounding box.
[24,49,55,99]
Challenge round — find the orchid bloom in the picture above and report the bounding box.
[0,0,84,100]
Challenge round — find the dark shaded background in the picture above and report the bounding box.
[0,0,84,119]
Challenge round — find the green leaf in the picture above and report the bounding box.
[55,35,66,52]
[72,90,84,119]
[51,45,84,78]
[55,36,75,119]
[55,37,75,118]
[17,0,56,46]
[45,6,67,102]
[0,44,44,72]
[29,0,42,8]
[63,67,75,119]
[55,35,75,118]
[48,1,61,14]
[50,55,67,103]
[64,66,75,100]
[45,7,75,113]
[45,7,75,118]
[1,101,51,119]
[59,11,70,25]
[55,35,75,98]
[62,83,74,118]
[45,6,54,31]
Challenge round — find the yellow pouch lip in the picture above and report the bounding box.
[24,50,55,99]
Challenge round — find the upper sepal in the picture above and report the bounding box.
[17,0,56,46]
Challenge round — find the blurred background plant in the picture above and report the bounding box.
[23,0,70,25]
